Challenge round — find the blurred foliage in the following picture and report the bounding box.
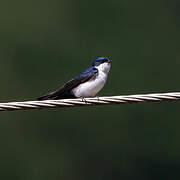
[0,0,180,179]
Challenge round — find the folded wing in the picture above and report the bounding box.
[37,67,98,100]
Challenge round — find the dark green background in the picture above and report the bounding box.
[1,0,180,179]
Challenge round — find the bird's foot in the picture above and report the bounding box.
[96,96,100,101]
[81,97,87,103]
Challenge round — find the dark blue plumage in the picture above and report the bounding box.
[92,57,110,66]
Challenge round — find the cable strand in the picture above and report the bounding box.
[0,92,180,112]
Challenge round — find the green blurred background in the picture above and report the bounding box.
[0,0,180,179]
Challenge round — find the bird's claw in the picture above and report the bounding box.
[81,97,87,103]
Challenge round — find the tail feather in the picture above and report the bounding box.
[37,94,53,101]
[37,91,75,100]
[37,89,61,100]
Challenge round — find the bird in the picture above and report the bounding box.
[37,57,111,100]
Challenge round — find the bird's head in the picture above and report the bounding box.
[92,57,111,73]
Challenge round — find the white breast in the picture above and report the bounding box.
[72,62,110,98]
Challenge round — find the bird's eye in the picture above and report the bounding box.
[102,59,107,63]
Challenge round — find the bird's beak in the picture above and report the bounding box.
[107,59,112,64]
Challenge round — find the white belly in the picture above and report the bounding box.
[72,72,107,98]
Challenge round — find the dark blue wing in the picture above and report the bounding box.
[37,67,98,100]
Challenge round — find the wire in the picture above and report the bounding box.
[0,92,180,112]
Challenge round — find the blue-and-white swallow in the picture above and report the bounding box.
[37,57,111,100]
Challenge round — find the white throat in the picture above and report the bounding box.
[95,62,111,74]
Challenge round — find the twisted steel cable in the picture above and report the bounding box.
[0,92,180,112]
